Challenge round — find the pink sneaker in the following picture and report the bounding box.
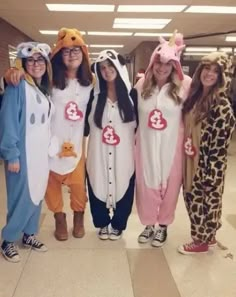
[208,238,217,247]
[178,241,209,255]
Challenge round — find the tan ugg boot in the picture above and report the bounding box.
[72,211,85,238]
[54,212,68,241]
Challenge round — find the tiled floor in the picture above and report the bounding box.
[0,134,236,297]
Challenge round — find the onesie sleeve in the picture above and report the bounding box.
[0,83,24,162]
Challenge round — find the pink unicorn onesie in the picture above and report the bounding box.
[135,31,192,247]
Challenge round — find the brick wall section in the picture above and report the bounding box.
[0,17,32,77]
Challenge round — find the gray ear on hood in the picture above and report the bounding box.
[118,54,126,66]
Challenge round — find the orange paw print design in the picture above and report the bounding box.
[58,142,77,158]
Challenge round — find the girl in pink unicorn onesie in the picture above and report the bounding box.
[135,31,192,247]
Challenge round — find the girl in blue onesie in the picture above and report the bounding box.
[0,42,53,263]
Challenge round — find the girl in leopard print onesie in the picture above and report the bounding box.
[178,52,235,255]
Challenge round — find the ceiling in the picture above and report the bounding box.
[1,0,236,58]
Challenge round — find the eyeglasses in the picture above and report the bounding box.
[26,57,46,66]
[62,47,82,56]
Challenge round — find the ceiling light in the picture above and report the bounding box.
[219,47,233,52]
[225,36,236,42]
[87,31,133,36]
[89,44,124,48]
[185,6,236,14]
[40,30,86,35]
[46,4,115,12]
[114,24,167,29]
[118,5,186,12]
[185,47,217,52]
[183,52,209,56]
[89,52,100,55]
[113,18,171,29]
[134,32,172,37]
[114,18,170,24]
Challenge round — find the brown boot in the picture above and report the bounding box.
[73,211,85,238]
[54,212,68,241]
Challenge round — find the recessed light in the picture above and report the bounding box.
[89,44,124,48]
[218,47,233,52]
[118,5,186,13]
[134,32,172,37]
[40,30,86,35]
[87,31,133,36]
[46,4,115,12]
[185,6,236,14]
[225,36,236,42]
[183,52,209,56]
[113,18,171,29]
[185,47,217,52]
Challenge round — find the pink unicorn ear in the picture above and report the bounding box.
[158,36,166,44]
[175,33,184,46]
[177,44,186,53]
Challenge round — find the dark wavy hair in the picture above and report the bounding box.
[22,57,51,96]
[94,60,135,129]
[183,63,224,123]
[51,49,93,90]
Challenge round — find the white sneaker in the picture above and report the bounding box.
[98,226,109,240]
[109,228,122,240]
[151,226,167,247]
[138,225,155,243]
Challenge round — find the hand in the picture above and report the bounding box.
[8,161,20,173]
[5,68,25,86]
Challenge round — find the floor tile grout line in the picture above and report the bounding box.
[125,250,136,297]
[161,247,183,297]
[11,249,32,297]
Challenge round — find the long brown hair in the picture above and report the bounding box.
[93,60,135,129]
[183,63,224,123]
[51,50,93,90]
[141,65,182,104]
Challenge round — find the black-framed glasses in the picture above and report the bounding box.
[62,47,82,56]
[26,56,46,66]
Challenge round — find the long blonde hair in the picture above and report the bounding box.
[141,66,182,104]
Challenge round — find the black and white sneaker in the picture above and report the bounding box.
[138,225,155,243]
[109,228,122,240]
[151,226,167,247]
[98,226,109,240]
[22,234,48,252]
[1,241,20,263]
